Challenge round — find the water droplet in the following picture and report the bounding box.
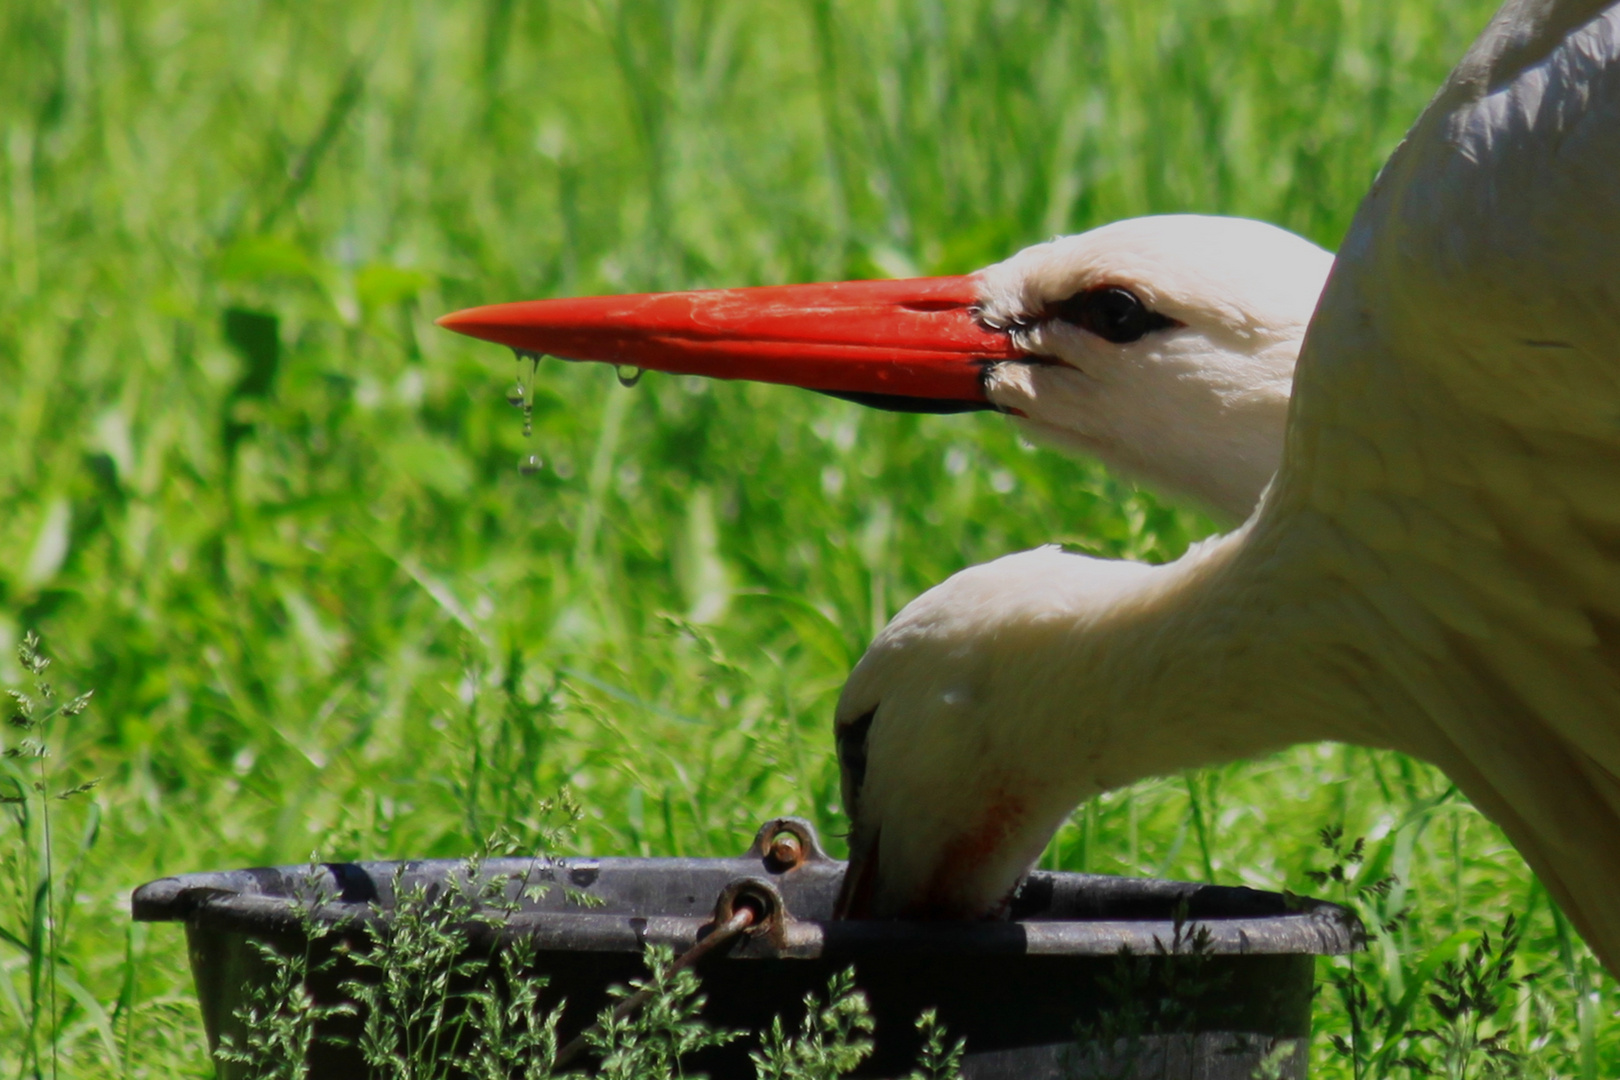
[505,384,525,408]
[616,365,644,388]
[519,454,543,476]
[516,351,542,438]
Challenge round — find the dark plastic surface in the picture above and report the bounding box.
[134,817,1359,1078]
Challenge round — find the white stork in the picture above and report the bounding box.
[824,0,1620,975]
[439,215,1331,522]
[439,0,1620,974]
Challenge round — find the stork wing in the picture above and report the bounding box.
[1267,0,1620,965]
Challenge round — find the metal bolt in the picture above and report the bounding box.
[766,829,804,872]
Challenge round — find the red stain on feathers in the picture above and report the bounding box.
[907,789,1027,919]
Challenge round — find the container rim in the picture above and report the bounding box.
[131,850,1362,960]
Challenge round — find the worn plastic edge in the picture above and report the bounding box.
[133,857,1361,958]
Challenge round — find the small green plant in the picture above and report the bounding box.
[344,861,496,1078]
[750,967,875,1079]
[219,852,977,1080]
[1306,825,1431,1080]
[474,788,599,911]
[1088,898,1226,1040]
[585,943,740,1079]
[217,793,584,1080]
[1,631,101,1080]
[460,937,561,1080]
[1248,1038,1301,1080]
[216,854,563,1080]
[1304,824,1559,1080]
[1408,915,1532,1080]
[903,1008,965,1080]
[1070,898,1232,1078]
[340,800,594,1080]
[214,864,354,1080]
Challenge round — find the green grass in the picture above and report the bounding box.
[0,0,1614,1075]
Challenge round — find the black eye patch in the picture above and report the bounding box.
[1044,286,1179,344]
[837,708,876,813]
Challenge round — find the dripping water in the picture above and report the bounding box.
[511,348,541,438]
[510,349,544,472]
[616,365,644,388]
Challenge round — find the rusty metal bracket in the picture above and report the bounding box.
[745,816,829,873]
[711,876,787,948]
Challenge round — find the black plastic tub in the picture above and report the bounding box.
[132,818,1359,1079]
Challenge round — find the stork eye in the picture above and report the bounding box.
[1046,286,1177,344]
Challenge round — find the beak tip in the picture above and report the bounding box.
[435,307,507,345]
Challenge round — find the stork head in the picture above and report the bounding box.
[437,215,1331,520]
[829,543,1212,919]
[975,217,1331,519]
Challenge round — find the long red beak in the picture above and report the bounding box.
[435,276,1023,413]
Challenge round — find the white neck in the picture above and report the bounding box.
[1029,506,1620,971]
[1026,523,1405,802]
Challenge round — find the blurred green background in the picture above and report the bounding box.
[1,0,1613,1074]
